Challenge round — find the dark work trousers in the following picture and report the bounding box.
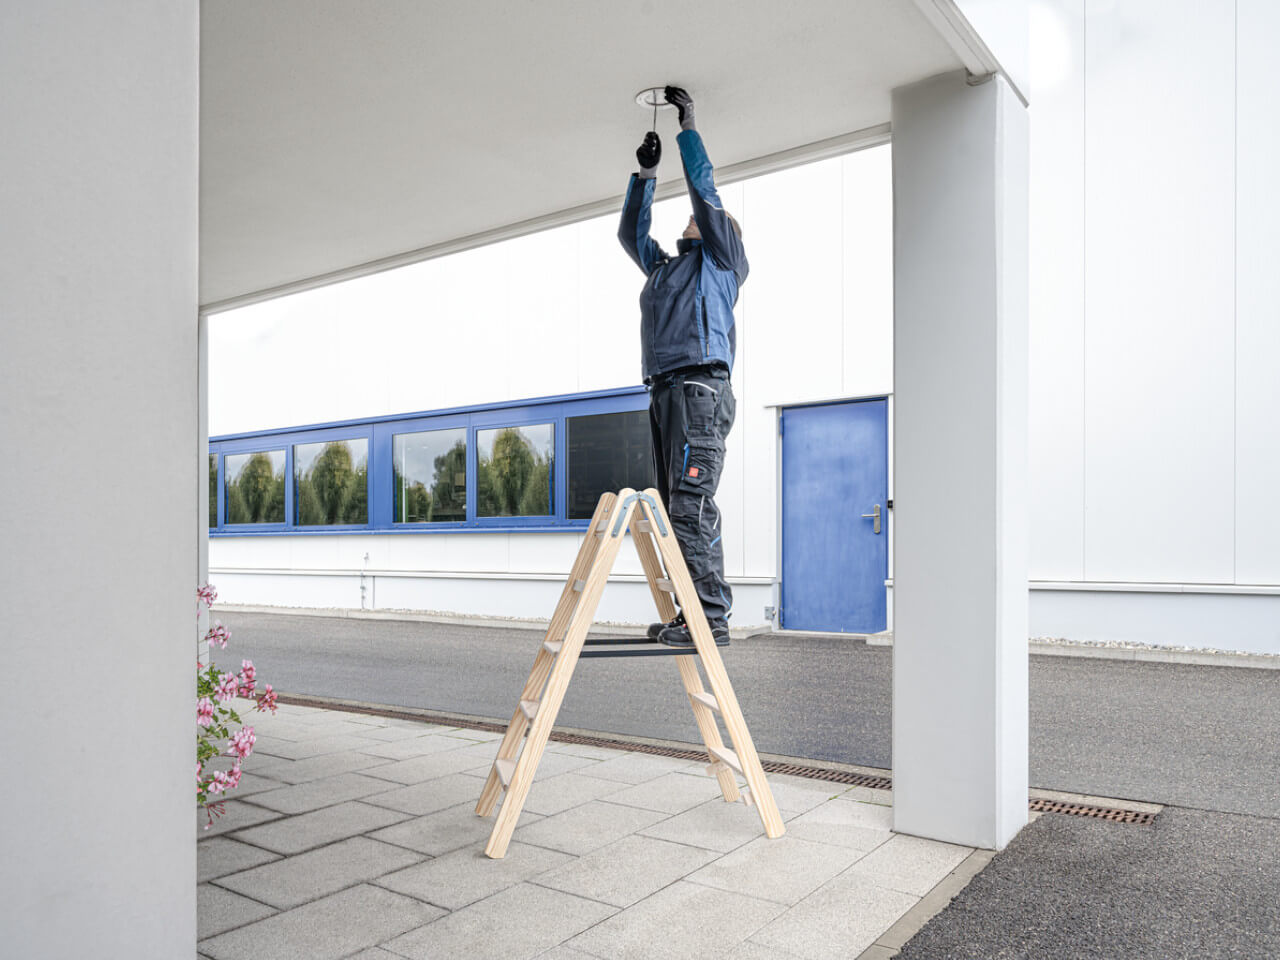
[647,366,736,623]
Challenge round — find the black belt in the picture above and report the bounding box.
[645,363,729,387]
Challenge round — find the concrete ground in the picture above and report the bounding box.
[214,613,1280,817]
[198,702,979,960]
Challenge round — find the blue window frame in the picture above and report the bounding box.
[208,385,648,535]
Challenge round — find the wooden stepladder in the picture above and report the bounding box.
[475,487,785,859]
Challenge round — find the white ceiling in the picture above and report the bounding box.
[199,0,963,309]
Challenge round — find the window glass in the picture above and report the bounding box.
[393,428,467,523]
[209,453,218,528]
[224,450,286,524]
[567,411,656,519]
[476,423,554,518]
[294,438,369,526]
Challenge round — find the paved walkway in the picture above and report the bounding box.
[198,702,980,960]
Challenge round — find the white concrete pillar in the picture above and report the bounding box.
[890,70,1029,849]
[0,3,198,956]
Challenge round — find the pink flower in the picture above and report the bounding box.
[196,762,203,783]
[205,621,230,650]
[216,673,238,703]
[228,726,255,760]
[197,698,215,728]
[225,763,242,790]
[255,683,278,715]
[197,583,218,607]
[237,660,256,697]
[208,769,232,795]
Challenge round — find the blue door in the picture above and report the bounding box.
[781,399,888,633]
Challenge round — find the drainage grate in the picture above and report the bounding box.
[275,694,1154,819]
[1028,797,1157,825]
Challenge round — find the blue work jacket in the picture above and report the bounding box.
[618,130,749,380]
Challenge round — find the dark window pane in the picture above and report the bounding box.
[294,439,368,526]
[477,424,554,518]
[225,450,286,524]
[209,454,217,528]
[393,429,467,523]
[567,411,655,519]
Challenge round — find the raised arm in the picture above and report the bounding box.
[666,87,748,282]
[618,131,670,274]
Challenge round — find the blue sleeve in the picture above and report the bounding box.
[677,130,748,282]
[617,174,669,275]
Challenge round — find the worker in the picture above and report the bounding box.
[618,86,748,648]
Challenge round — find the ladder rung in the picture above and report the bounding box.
[635,519,653,533]
[594,528,606,537]
[709,745,744,775]
[655,578,674,592]
[690,691,720,713]
[705,761,731,778]
[572,579,586,592]
[519,699,539,720]
[741,785,756,808]
[494,758,516,788]
[543,639,563,654]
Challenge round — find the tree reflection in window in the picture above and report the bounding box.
[225,450,286,524]
[294,439,368,526]
[209,454,218,527]
[393,429,467,523]
[477,424,554,518]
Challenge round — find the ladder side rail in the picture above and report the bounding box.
[630,515,741,803]
[638,490,785,838]
[475,492,616,817]
[484,490,640,858]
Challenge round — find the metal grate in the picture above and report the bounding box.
[1029,797,1157,825]
[276,695,1156,821]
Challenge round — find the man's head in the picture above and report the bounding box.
[681,213,742,242]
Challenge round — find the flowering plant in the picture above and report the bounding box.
[196,584,277,827]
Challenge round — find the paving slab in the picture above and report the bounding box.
[245,772,398,815]
[785,798,895,852]
[370,801,542,857]
[512,799,668,856]
[244,749,392,785]
[229,800,411,855]
[529,751,607,782]
[361,771,487,816]
[356,732,483,761]
[199,883,443,960]
[842,834,973,898]
[358,748,491,785]
[215,836,424,909]
[534,833,719,908]
[385,882,616,960]
[346,949,403,960]
[375,840,572,910]
[763,775,849,816]
[545,741,629,761]
[199,800,282,838]
[749,871,917,960]
[197,884,276,940]
[197,836,283,883]
[578,751,688,784]
[520,771,631,816]
[532,947,602,960]
[567,879,785,960]
[224,772,290,799]
[252,733,379,761]
[599,771,726,814]
[687,835,865,905]
[348,722,453,742]
[437,727,505,742]
[639,797,773,853]
[726,941,809,960]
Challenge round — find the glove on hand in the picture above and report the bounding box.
[664,86,695,131]
[636,131,661,178]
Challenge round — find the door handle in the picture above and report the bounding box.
[861,504,882,534]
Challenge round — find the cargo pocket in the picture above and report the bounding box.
[678,436,724,494]
[682,379,719,439]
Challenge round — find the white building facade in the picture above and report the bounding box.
[209,1,1279,655]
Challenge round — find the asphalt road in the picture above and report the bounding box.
[212,612,1280,817]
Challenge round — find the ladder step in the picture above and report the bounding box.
[655,578,674,593]
[543,639,563,654]
[519,699,540,720]
[494,758,516,788]
[741,785,756,808]
[709,745,744,775]
[705,761,731,778]
[572,579,586,592]
[635,519,653,533]
[690,691,720,713]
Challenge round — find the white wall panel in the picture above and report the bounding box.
[503,228,581,399]
[1235,0,1280,585]
[576,214,644,392]
[1027,0,1085,580]
[840,145,894,398]
[1082,0,1235,583]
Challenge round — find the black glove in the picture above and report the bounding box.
[636,131,661,178]
[664,86,696,131]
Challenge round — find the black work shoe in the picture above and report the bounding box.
[647,612,684,640]
[659,618,730,648]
